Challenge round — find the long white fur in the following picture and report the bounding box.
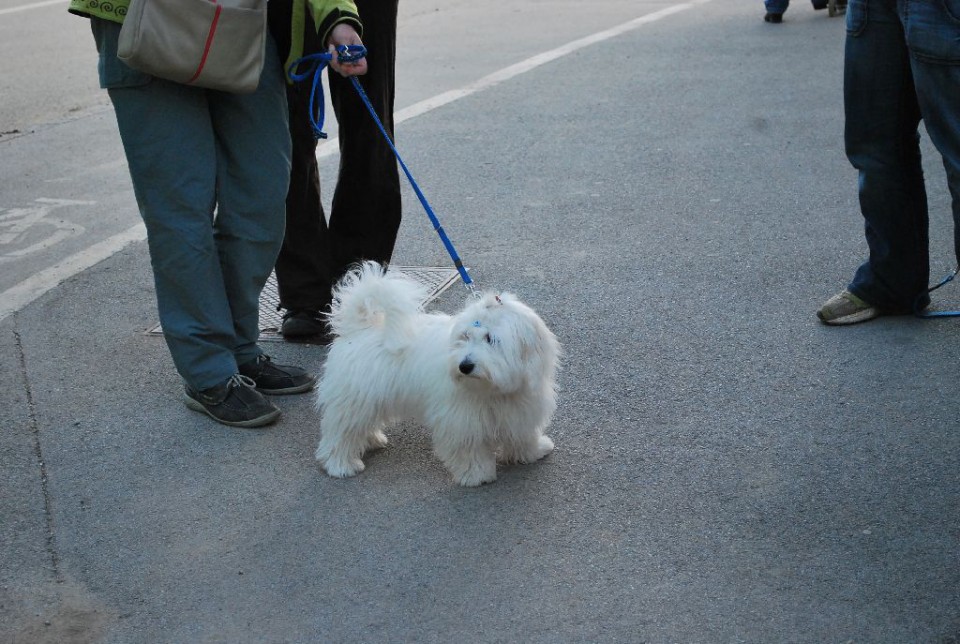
[315,261,560,486]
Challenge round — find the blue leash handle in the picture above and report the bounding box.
[287,45,367,140]
[288,46,478,294]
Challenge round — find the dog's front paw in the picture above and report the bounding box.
[503,435,555,464]
[455,469,497,487]
[321,457,365,479]
[365,430,389,452]
[530,435,554,462]
[451,459,497,487]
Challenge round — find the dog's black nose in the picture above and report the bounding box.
[459,360,475,375]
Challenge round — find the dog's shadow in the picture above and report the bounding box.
[321,419,557,490]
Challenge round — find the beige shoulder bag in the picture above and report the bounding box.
[117,0,268,94]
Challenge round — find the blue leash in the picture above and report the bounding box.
[288,46,479,296]
[914,267,960,318]
[287,45,367,140]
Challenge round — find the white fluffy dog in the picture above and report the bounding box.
[315,261,560,486]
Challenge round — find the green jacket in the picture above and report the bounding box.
[68,0,362,74]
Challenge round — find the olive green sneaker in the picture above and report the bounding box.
[817,289,880,326]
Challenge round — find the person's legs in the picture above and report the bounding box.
[208,34,292,366]
[207,37,315,391]
[100,29,239,391]
[274,80,336,314]
[843,0,929,311]
[94,21,304,425]
[327,0,401,272]
[901,0,960,267]
[268,0,337,337]
[765,0,790,17]
[272,0,400,338]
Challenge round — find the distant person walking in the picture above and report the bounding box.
[764,0,843,22]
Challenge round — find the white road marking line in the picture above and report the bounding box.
[0,199,92,257]
[318,2,709,158]
[0,223,146,322]
[1,2,708,322]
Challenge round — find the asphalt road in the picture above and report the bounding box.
[2,0,959,642]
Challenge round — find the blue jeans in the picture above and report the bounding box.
[91,19,292,390]
[844,0,960,310]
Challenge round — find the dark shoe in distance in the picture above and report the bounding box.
[184,374,281,428]
[812,0,828,9]
[764,11,783,22]
[280,308,331,342]
[238,354,317,395]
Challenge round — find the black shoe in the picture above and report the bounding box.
[812,0,828,8]
[184,374,280,428]
[238,354,317,395]
[764,11,783,22]
[280,309,331,342]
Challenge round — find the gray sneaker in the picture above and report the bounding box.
[184,374,281,427]
[817,289,880,325]
[238,355,317,395]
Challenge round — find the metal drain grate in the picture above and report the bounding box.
[146,265,462,341]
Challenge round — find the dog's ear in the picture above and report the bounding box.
[518,310,560,386]
[490,291,519,308]
[482,292,502,309]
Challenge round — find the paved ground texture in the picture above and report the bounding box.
[2,0,959,642]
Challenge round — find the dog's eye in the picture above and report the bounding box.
[484,333,493,344]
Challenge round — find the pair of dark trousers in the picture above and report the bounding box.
[275,0,401,312]
[844,0,960,309]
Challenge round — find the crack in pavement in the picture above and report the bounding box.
[13,316,62,584]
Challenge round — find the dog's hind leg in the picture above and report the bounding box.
[315,437,365,478]
[315,406,380,478]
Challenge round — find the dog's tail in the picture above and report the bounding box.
[327,261,429,345]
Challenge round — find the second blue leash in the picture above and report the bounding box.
[288,46,479,296]
[914,267,960,318]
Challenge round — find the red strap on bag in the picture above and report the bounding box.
[187,0,222,85]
